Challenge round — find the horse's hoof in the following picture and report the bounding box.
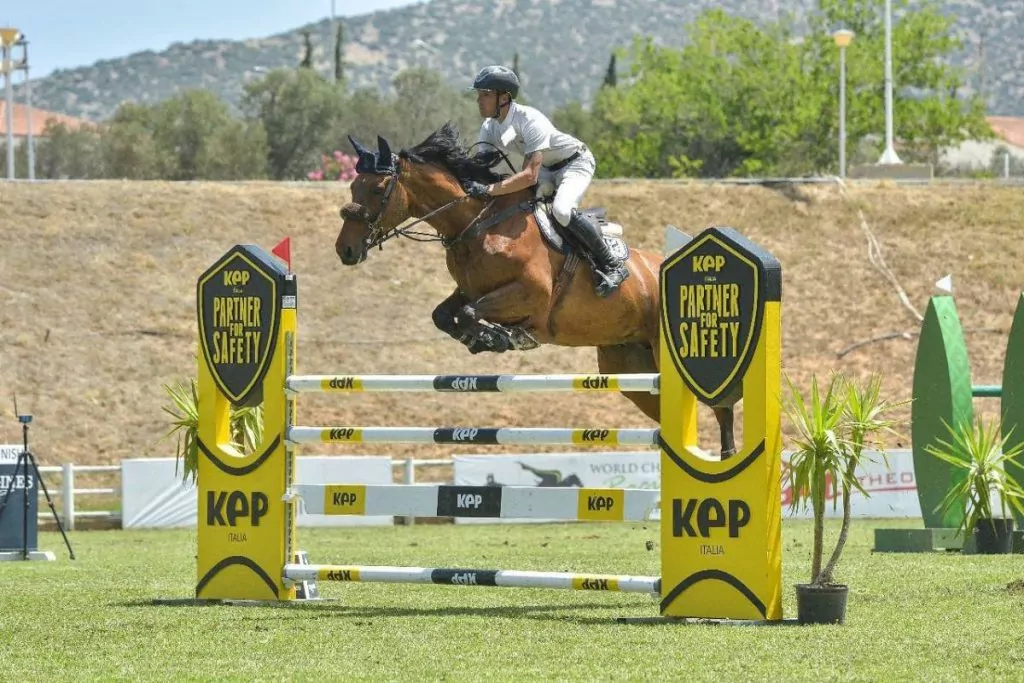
[720,448,737,460]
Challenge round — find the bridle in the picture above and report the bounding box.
[340,154,529,252]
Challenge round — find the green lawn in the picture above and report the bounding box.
[1,519,1022,681]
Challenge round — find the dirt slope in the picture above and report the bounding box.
[1,180,1022,467]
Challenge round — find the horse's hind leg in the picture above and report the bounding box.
[597,342,659,423]
[597,343,736,458]
[714,407,736,460]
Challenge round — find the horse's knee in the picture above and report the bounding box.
[432,303,455,332]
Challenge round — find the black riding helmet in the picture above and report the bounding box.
[471,65,520,99]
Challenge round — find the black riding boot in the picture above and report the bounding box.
[566,209,630,298]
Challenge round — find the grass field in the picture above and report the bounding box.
[2,520,1023,681]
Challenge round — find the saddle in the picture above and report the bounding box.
[532,198,629,262]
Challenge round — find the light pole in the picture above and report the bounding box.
[878,0,902,164]
[833,29,854,179]
[15,36,33,180]
[0,27,19,181]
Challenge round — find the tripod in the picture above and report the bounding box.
[0,411,75,560]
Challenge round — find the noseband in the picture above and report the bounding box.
[339,156,401,250]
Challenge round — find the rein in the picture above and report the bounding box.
[343,156,535,252]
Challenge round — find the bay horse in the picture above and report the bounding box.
[334,123,736,457]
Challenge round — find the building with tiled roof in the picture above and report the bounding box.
[0,102,94,138]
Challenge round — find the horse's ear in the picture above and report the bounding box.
[376,136,394,168]
[349,135,378,174]
[348,135,371,157]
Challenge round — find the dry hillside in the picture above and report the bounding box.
[1,180,1022,470]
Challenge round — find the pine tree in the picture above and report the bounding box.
[334,23,345,84]
[603,53,617,88]
[299,30,314,69]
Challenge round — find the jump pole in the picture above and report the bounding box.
[193,229,783,621]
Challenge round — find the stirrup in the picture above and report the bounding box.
[593,263,630,298]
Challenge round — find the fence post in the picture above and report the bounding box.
[400,457,415,526]
[61,462,75,531]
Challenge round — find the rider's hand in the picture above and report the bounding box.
[464,181,492,199]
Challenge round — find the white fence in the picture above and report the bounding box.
[34,449,924,529]
[34,458,454,530]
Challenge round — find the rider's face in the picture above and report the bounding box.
[476,89,497,117]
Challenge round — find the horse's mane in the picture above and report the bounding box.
[399,122,505,185]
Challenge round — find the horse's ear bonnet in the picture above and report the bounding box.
[348,135,396,174]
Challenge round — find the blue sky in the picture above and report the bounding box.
[2,0,419,79]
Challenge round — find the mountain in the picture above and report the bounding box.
[19,0,1024,121]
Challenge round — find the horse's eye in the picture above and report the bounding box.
[370,185,385,196]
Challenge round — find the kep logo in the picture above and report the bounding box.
[449,377,478,391]
[671,497,750,538]
[451,428,479,442]
[222,270,251,287]
[324,569,358,581]
[450,572,478,585]
[206,490,269,527]
[456,493,483,508]
[332,491,359,507]
[324,485,366,515]
[580,429,610,442]
[692,254,726,273]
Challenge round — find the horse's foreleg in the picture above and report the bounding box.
[460,282,538,353]
[714,406,736,460]
[432,289,472,344]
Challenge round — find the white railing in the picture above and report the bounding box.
[33,458,456,530]
[36,464,121,531]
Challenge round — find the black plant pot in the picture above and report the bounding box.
[795,583,848,625]
[974,517,1015,554]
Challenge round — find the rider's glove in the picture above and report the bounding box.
[464,181,492,199]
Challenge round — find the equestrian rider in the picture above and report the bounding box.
[463,65,630,298]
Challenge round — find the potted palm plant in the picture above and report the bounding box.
[162,375,263,485]
[924,416,1024,554]
[783,372,907,625]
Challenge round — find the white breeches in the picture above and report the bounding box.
[536,148,596,227]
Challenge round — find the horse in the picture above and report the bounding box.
[334,123,736,458]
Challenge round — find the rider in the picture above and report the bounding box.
[463,65,629,298]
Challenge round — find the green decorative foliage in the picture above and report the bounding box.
[784,372,908,585]
[924,416,1024,539]
[161,376,265,485]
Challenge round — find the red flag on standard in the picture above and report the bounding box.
[271,237,291,271]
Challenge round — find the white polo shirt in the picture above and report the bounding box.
[477,102,583,170]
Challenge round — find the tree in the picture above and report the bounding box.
[512,51,521,79]
[552,101,597,146]
[587,15,814,178]
[334,22,345,85]
[101,103,164,179]
[142,90,266,180]
[244,68,345,179]
[392,68,480,147]
[603,53,617,88]
[801,0,992,169]
[329,68,480,155]
[300,30,314,69]
[579,3,991,178]
[34,120,103,179]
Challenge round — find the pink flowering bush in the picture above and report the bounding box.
[308,150,358,182]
